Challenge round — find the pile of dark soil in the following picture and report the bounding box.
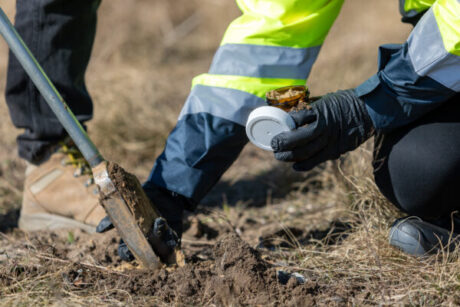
[72,233,321,305]
[2,230,324,305]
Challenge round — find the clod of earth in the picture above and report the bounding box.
[105,161,160,234]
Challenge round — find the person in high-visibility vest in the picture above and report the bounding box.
[6,0,460,257]
[146,0,460,256]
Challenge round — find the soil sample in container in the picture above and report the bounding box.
[266,85,312,112]
[246,85,316,151]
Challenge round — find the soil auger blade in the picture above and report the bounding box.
[93,162,163,269]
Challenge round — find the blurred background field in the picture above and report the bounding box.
[1,1,459,306]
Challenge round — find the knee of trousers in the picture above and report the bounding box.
[373,138,460,220]
[373,95,460,219]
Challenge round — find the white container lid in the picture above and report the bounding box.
[246,106,296,151]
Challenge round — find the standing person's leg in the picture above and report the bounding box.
[5,0,106,232]
[373,95,460,255]
[6,0,100,163]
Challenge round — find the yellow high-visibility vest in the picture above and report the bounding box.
[178,0,460,127]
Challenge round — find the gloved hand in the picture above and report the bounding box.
[271,89,374,171]
[96,184,192,264]
[96,216,180,264]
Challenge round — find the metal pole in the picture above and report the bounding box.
[0,7,104,167]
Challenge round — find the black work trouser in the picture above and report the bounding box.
[5,0,100,164]
[373,95,460,220]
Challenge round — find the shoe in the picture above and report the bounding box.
[389,216,460,256]
[19,140,106,233]
[430,214,460,234]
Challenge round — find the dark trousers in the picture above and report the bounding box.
[5,0,100,164]
[373,95,460,220]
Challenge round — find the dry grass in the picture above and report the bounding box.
[1,0,459,306]
[291,147,460,306]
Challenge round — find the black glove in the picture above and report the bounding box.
[96,184,193,264]
[271,89,374,171]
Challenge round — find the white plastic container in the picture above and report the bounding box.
[246,106,296,151]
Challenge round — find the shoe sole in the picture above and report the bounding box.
[19,213,96,234]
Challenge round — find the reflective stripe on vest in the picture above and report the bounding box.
[209,44,321,80]
[179,73,306,125]
[408,0,460,91]
[178,85,265,126]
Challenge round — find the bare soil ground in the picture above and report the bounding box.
[1,0,460,306]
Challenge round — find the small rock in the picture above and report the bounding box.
[276,270,306,285]
[292,272,306,284]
